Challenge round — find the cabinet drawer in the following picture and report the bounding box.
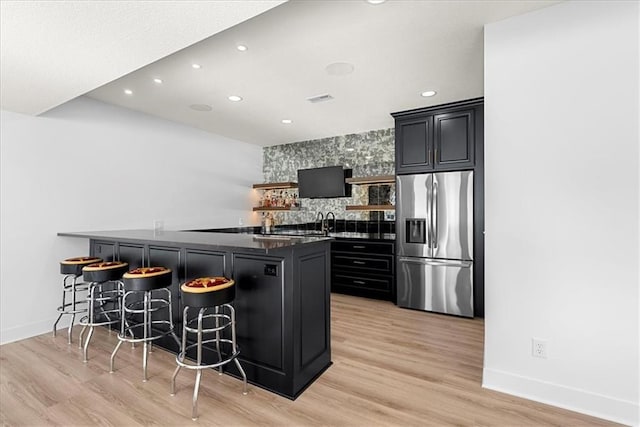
[332,240,393,255]
[331,254,392,273]
[332,272,392,292]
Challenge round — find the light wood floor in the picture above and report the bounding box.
[1,294,615,426]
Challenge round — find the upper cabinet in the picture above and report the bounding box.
[393,98,483,174]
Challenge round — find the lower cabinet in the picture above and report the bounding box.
[331,239,395,301]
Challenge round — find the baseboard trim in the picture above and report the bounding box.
[0,317,62,345]
[483,367,639,426]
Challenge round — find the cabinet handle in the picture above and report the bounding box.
[353,280,366,285]
[353,260,366,265]
[352,245,365,249]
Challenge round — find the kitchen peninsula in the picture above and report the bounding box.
[58,229,332,399]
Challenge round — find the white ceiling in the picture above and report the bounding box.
[0,0,284,115]
[1,0,559,146]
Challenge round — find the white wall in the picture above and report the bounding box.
[484,1,639,425]
[0,97,263,344]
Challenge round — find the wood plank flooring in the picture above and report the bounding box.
[1,294,615,426]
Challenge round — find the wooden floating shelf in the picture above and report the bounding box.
[345,205,396,211]
[252,182,298,190]
[345,175,395,185]
[253,207,301,212]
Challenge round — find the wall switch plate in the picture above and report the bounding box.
[264,264,278,277]
[532,338,547,358]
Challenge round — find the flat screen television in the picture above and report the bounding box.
[297,166,352,198]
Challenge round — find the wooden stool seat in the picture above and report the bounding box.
[82,261,129,283]
[60,256,103,275]
[181,277,235,308]
[123,267,172,291]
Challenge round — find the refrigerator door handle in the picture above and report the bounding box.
[398,257,472,268]
[426,174,432,249]
[432,179,438,249]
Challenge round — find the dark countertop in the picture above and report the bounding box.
[194,228,395,242]
[58,229,332,253]
[269,230,395,241]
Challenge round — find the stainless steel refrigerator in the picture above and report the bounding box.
[396,171,474,317]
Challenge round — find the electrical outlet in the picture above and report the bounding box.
[532,338,547,358]
[238,217,244,226]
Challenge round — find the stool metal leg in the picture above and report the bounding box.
[215,305,223,375]
[83,284,96,363]
[78,324,87,349]
[229,304,248,395]
[67,275,79,344]
[110,288,127,373]
[192,308,206,420]
[143,290,150,382]
[52,275,68,338]
[170,306,189,396]
[166,288,181,348]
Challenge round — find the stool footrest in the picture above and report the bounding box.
[123,298,170,314]
[176,342,240,370]
[117,321,177,343]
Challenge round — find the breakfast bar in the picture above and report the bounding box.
[58,229,332,399]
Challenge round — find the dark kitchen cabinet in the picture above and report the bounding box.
[331,239,395,301]
[395,116,434,173]
[393,98,482,174]
[434,109,474,169]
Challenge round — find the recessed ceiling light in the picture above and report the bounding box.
[325,62,354,76]
[192,63,201,69]
[228,95,243,102]
[421,90,437,97]
[189,104,212,112]
[346,148,355,152]
[365,155,373,160]
[237,45,248,52]
[366,0,386,4]
[153,78,163,84]
[124,89,133,95]
[281,119,292,124]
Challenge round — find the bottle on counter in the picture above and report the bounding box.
[264,213,273,234]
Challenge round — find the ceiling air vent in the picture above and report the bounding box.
[306,93,334,103]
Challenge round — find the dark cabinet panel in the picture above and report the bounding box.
[233,255,284,372]
[298,253,328,367]
[184,249,226,280]
[434,109,474,169]
[332,272,392,292]
[92,241,115,261]
[118,244,144,269]
[395,116,433,174]
[332,254,392,272]
[148,246,182,325]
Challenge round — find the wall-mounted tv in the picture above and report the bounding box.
[297,166,352,198]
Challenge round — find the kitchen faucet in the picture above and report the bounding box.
[325,212,336,235]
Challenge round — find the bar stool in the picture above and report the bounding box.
[79,261,129,362]
[53,256,102,344]
[110,266,181,381]
[170,277,247,421]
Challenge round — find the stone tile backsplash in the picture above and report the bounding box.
[262,128,395,224]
